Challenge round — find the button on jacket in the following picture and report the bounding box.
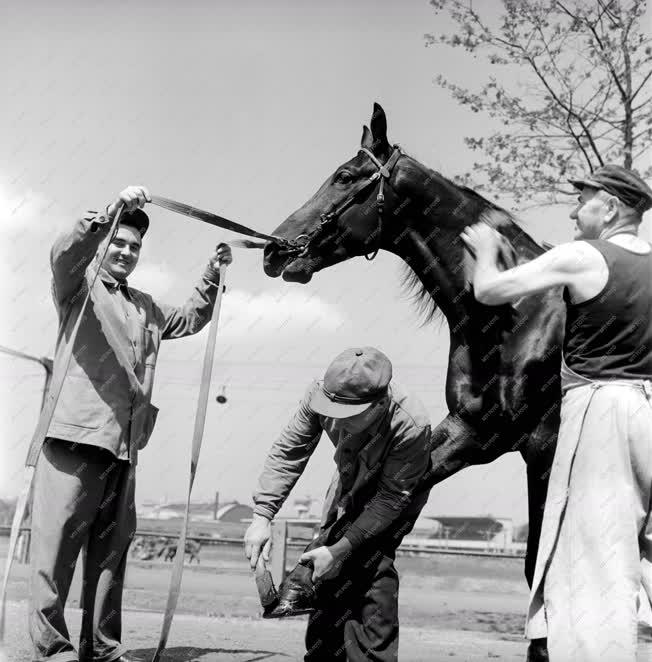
[47,211,222,462]
[253,380,432,549]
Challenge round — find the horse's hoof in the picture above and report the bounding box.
[262,597,316,618]
[261,588,316,618]
[526,638,549,662]
[262,562,317,619]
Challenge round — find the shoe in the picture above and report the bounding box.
[263,560,317,618]
[79,648,141,662]
[526,638,549,662]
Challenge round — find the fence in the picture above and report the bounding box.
[1,522,525,577]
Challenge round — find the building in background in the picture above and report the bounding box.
[404,516,524,554]
[137,500,253,523]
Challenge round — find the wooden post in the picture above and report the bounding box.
[15,532,26,563]
[270,519,288,584]
[23,529,31,563]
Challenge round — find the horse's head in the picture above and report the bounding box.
[264,103,401,282]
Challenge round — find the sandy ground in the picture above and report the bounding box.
[3,542,651,661]
[4,602,531,662]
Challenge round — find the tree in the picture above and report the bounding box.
[426,0,652,205]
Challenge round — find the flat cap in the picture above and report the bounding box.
[310,347,392,419]
[120,208,150,237]
[569,164,652,213]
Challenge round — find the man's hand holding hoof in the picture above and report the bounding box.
[300,537,353,583]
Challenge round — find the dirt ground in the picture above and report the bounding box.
[4,602,531,662]
[3,543,652,661]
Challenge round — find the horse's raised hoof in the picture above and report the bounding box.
[262,560,317,619]
[526,638,549,662]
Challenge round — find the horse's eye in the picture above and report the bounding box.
[335,171,353,184]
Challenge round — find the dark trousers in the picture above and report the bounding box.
[304,488,430,662]
[305,549,399,662]
[29,439,136,662]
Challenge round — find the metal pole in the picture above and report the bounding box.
[0,347,53,564]
[39,358,53,412]
[213,491,219,520]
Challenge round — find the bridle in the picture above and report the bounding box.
[289,144,404,261]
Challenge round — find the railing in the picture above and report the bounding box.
[0,523,525,568]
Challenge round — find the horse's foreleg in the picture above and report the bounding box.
[520,422,557,662]
[423,413,511,488]
[520,422,557,587]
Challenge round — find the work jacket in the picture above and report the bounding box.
[253,380,432,550]
[47,210,221,463]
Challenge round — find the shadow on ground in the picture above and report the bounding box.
[129,647,289,662]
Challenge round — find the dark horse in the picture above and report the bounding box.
[263,104,563,659]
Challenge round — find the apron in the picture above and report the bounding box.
[525,355,652,659]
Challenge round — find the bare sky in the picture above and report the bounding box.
[2,0,650,524]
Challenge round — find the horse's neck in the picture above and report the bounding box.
[388,156,541,339]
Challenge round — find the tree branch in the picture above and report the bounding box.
[631,70,652,101]
[526,54,604,165]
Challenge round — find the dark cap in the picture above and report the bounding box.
[569,164,652,213]
[120,208,150,237]
[309,347,392,419]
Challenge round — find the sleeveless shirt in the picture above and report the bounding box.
[563,239,652,380]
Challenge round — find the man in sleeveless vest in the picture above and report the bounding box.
[461,164,652,662]
[30,185,232,662]
[244,347,432,662]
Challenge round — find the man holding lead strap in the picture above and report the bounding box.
[30,186,232,662]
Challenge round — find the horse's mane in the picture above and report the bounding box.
[400,266,445,327]
[399,168,543,326]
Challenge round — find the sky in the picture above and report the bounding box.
[1,0,650,525]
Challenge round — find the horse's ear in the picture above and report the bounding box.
[370,102,389,152]
[361,125,373,149]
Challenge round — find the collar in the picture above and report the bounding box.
[342,393,393,454]
[99,267,131,297]
[364,397,391,441]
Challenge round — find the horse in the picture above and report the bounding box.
[263,104,564,660]
[158,538,201,564]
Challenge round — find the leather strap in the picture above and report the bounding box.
[151,264,228,662]
[151,195,290,246]
[297,145,404,262]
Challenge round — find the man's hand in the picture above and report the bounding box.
[211,243,233,269]
[300,545,342,583]
[107,186,151,220]
[460,222,502,261]
[244,514,271,570]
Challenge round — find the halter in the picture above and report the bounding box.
[292,144,404,261]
